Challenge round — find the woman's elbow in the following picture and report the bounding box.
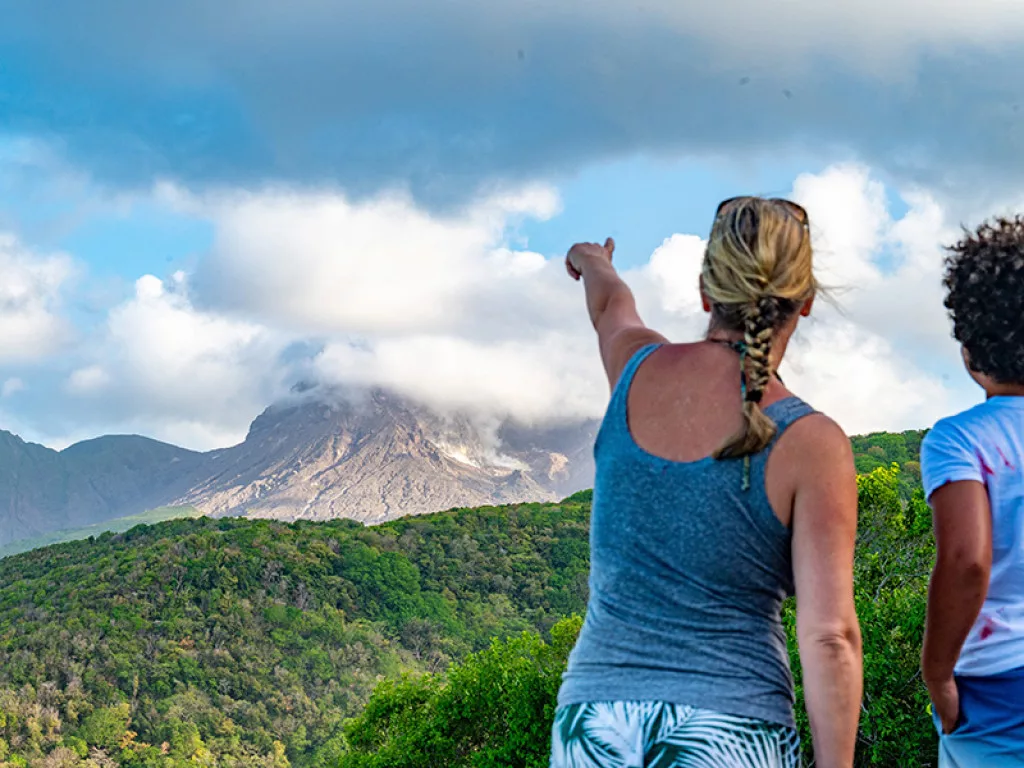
[799,619,863,658]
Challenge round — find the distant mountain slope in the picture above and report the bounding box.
[0,387,598,551]
[0,430,203,547]
[0,383,927,555]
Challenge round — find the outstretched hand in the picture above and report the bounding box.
[566,237,615,281]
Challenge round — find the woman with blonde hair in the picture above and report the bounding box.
[550,197,863,768]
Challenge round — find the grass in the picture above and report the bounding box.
[0,506,205,558]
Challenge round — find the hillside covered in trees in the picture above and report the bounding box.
[0,499,592,768]
[0,429,935,767]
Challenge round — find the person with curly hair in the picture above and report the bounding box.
[921,216,1024,767]
[549,198,863,768]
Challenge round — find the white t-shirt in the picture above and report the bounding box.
[921,396,1024,677]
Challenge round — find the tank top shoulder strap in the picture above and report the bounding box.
[604,342,662,437]
[741,397,819,499]
[748,396,819,491]
[763,396,818,445]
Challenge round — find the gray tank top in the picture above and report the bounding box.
[557,343,816,728]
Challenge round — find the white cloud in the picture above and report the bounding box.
[33,184,568,450]
[783,319,959,436]
[1,378,25,398]
[67,366,110,393]
[0,234,73,363]
[64,273,291,449]
[777,165,977,432]
[314,333,606,424]
[794,164,891,288]
[190,183,561,336]
[285,163,972,438]
[793,165,963,370]
[637,234,707,317]
[108,275,282,409]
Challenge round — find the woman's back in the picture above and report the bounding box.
[558,342,815,728]
[551,198,862,767]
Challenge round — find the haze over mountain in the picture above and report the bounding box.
[0,385,597,551]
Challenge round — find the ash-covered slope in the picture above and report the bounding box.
[178,387,598,524]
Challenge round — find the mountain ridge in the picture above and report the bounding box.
[0,428,205,548]
[0,386,598,549]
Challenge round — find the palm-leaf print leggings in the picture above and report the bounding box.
[550,701,800,768]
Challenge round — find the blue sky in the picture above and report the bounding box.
[0,1,1019,449]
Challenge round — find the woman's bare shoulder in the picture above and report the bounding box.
[774,410,855,477]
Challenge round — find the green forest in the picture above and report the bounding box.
[0,430,936,767]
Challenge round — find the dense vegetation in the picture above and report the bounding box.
[851,429,924,499]
[0,431,937,767]
[0,500,591,768]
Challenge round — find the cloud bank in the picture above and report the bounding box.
[10,162,974,451]
[0,235,73,363]
[61,272,290,449]
[4,1,1024,206]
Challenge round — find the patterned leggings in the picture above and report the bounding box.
[550,701,800,768]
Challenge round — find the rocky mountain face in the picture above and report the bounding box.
[0,387,598,548]
[179,387,598,524]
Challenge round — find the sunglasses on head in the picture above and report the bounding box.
[715,196,809,227]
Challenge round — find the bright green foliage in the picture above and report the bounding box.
[850,431,926,500]
[851,431,924,471]
[853,466,937,765]
[339,616,583,768]
[0,502,591,768]
[76,704,132,752]
[344,462,940,767]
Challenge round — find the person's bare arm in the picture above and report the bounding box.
[566,238,666,387]
[922,480,992,733]
[790,417,862,767]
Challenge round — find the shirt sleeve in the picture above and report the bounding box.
[920,418,984,501]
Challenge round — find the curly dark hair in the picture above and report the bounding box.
[943,215,1024,384]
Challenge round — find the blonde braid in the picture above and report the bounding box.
[703,196,817,468]
[713,296,781,461]
[743,301,775,402]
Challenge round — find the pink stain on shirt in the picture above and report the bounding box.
[997,446,1017,470]
[978,611,1007,641]
[980,619,997,641]
[979,452,996,477]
